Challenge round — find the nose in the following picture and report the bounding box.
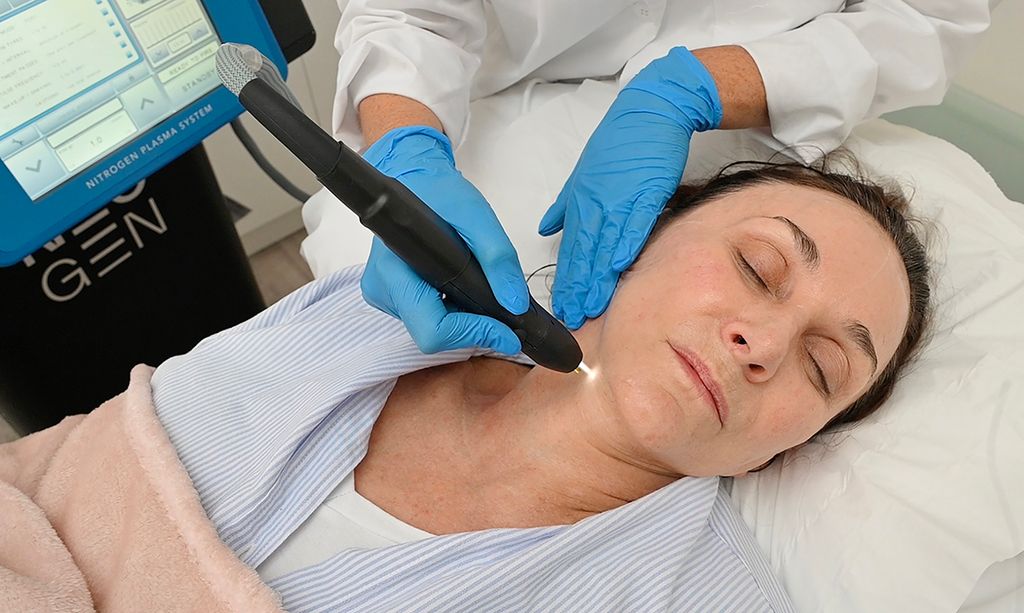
[723,320,791,383]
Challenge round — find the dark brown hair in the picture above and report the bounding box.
[648,159,933,433]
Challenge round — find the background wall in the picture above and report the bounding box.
[204,0,341,255]
[954,0,1023,115]
[885,0,1024,202]
[207,0,1023,256]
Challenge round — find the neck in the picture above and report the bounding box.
[450,330,681,528]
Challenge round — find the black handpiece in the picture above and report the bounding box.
[229,70,583,372]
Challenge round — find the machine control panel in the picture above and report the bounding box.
[0,0,285,265]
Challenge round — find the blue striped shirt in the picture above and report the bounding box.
[151,266,793,612]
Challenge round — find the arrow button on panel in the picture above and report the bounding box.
[121,77,167,128]
[7,140,64,199]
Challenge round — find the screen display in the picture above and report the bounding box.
[0,0,223,199]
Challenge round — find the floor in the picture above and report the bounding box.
[248,230,316,306]
[0,230,315,444]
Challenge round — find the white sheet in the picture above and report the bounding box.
[300,78,1024,612]
[961,552,1024,612]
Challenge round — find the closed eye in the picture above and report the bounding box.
[808,353,831,397]
[736,253,769,292]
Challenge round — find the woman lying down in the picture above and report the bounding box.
[0,162,931,612]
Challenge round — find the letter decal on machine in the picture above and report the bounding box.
[24,180,169,303]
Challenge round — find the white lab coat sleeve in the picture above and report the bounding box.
[739,0,996,160]
[332,0,488,150]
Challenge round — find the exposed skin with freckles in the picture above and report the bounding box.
[355,183,911,535]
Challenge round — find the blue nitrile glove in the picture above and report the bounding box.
[538,47,723,329]
[360,125,529,355]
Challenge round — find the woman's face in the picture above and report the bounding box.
[577,182,910,477]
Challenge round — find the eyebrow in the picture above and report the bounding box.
[844,320,878,376]
[761,216,878,377]
[768,216,820,270]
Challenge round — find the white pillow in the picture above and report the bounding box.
[301,79,1024,612]
[726,120,1024,611]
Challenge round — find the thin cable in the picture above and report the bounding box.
[526,263,557,285]
[520,77,547,114]
[230,119,312,203]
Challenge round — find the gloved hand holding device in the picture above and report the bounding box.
[361,125,530,355]
[539,47,724,329]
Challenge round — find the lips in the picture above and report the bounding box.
[669,344,729,426]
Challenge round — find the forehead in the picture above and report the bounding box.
[672,182,911,365]
[694,182,871,222]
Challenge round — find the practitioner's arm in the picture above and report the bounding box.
[358,94,445,147]
[692,45,769,130]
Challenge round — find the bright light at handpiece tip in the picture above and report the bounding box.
[575,361,596,378]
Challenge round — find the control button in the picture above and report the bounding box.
[167,31,191,54]
[149,43,170,64]
[188,21,210,42]
[4,140,66,199]
[164,61,218,104]
[120,77,168,129]
[0,126,38,158]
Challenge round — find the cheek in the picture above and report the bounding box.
[622,243,735,314]
[601,367,698,458]
[589,336,699,459]
[683,246,732,293]
[748,388,831,451]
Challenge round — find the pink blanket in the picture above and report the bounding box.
[0,365,283,612]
